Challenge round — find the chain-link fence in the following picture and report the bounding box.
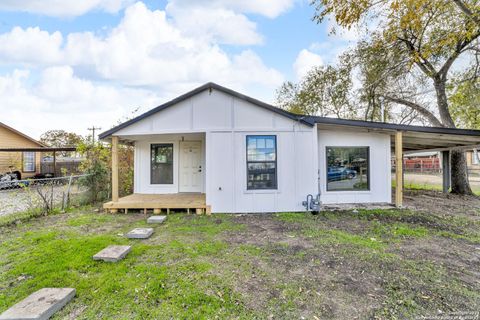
[0,174,90,217]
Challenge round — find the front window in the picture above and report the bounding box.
[246,135,277,190]
[151,144,173,184]
[23,152,35,172]
[326,146,369,191]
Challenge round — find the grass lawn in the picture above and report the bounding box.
[0,197,479,319]
[393,179,480,196]
[404,181,480,195]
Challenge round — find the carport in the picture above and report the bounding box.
[0,147,77,177]
[310,117,480,207]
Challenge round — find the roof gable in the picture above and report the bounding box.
[0,122,45,148]
[99,82,313,139]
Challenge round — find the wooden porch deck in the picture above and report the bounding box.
[103,193,209,215]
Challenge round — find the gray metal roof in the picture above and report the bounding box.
[307,116,480,137]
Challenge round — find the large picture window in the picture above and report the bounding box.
[326,146,369,191]
[151,144,173,184]
[23,152,35,172]
[246,135,277,190]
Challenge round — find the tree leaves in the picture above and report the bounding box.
[275,56,355,118]
[448,76,480,128]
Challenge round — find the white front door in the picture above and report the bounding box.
[179,141,203,192]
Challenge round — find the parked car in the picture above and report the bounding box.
[327,167,357,182]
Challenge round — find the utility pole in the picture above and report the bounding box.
[87,126,102,143]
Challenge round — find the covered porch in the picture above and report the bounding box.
[105,133,210,214]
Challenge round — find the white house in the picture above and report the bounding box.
[99,83,480,214]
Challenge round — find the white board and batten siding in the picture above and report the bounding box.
[115,89,318,213]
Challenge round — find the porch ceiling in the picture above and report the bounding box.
[112,132,206,145]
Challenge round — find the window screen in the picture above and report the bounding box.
[246,135,277,190]
[151,144,173,184]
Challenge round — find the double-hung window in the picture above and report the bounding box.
[23,152,35,172]
[246,135,277,190]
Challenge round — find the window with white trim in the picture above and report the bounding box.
[151,144,173,184]
[326,146,369,191]
[23,152,35,172]
[246,135,277,190]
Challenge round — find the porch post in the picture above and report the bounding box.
[442,150,451,193]
[395,131,403,207]
[112,136,119,203]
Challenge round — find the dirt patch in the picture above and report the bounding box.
[225,214,308,246]
[390,237,480,290]
[404,189,480,220]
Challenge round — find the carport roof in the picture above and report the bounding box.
[0,147,77,152]
[99,82,480,152]
[310,116,480,153]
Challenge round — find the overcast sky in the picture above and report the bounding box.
[0,0,356,139]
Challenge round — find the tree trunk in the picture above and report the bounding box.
[434,78,474,195]
[433,78,455,127]
[450,150,473,194]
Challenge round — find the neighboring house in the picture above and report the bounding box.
[99,83,480,213]
[405,151,440,159]
[403,151,441,173]
[466,149,480,168]
[0,122,45,178]
[406,150,479,173]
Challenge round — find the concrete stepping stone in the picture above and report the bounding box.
[147,215,167,224]
[126,228,154,239]
[0,288,75,320]
[93,245,131,262]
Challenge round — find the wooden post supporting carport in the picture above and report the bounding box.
[52,151,56,177]
[442,150,451,193]
[111,136,119,210]
[395,131,403,207]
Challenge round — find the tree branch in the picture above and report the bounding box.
[381,95,443,126]
[439,30,480,79]
[397,35,438,76]
[452,0,480,26]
